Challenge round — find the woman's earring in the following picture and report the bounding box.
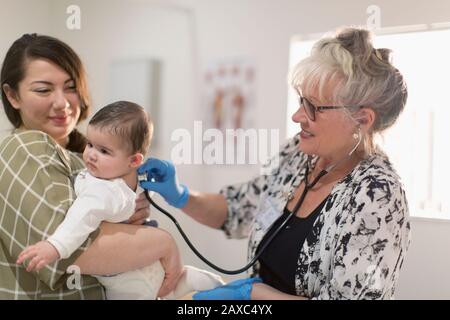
[353,127,361,140]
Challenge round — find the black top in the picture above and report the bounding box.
[257,196,328,295]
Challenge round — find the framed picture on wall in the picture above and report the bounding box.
[201,57,256,132]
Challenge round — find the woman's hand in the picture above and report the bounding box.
[157,238,184,297]
[16,241,60,272]
[128,192,150,225]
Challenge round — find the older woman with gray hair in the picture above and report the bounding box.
[139,27,411,300]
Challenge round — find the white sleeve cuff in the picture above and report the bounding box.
[46,237,70,259]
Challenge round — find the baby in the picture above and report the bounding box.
[17,101,224,299]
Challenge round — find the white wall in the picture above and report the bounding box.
[1,0,450,298]
[0,0,51,137]
[397,218,450,299]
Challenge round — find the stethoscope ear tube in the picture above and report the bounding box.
[143,162,325,275]
[144,190,258,274]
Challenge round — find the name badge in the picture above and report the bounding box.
[256,196,281,232]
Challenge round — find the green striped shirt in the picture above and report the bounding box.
[0,130,105,299]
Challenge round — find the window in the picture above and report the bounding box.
[287,25,450,219]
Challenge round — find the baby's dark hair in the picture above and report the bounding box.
[88,101,153,155]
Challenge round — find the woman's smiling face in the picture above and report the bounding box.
[4,58,81,146]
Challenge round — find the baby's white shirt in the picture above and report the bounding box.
[47,169,137,259]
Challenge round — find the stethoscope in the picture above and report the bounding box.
[141,130,363,275]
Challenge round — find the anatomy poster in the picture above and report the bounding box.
[202,58,256,131]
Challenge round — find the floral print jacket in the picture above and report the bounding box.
[220,134,411,299]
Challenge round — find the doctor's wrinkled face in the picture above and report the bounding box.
[291,83,358,160]
[83,125,136,180]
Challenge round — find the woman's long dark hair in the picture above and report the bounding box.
[1,34,90,153]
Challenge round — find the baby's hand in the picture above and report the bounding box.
[128,192,150,225]
[16,241,60,272]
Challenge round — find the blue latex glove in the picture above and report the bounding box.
[193,277,262,300]
[138,158,189,208]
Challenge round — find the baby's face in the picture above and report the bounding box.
[83,126,134,180]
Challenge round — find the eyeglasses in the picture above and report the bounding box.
[298,95,343,121]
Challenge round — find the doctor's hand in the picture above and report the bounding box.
[193,277,262,300]
[138,158,189,208]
